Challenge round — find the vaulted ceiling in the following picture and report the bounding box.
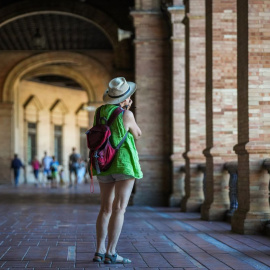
[0,13,113,50]
[0,0,134,50]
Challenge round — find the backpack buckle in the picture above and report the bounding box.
[93,151,99,158]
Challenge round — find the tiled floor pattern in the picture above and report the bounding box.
[1,194,270,269]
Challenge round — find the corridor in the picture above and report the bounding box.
[0,187,270,270]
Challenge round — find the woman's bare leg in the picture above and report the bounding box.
[95,181,115,255]
[106,179,135,256]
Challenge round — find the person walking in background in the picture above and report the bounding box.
[50,156,59,188]
[31,156,40,186]
[59,168,65,186]
[84,159,89,184]
[92,77,143,264]
[41,151,52,185]
[68,147,80,188]
[77,158,86,184]
[11,154,24,187]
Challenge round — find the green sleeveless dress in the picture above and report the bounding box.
[92,104,143,179]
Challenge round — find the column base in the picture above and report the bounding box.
[232,210,270,234]
[170,162,185,207]
[169,193,182,207]
[202,147,234,221]
[181,165,204,212]
[181,154,205,212]
[181,197,203,212]
[201,203,229,221]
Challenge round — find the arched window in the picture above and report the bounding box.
[50,99,69,166]
[23,95,43,164]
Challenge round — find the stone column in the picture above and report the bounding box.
[131,2,171,206]
[232,0,270,234]
[201,0,237,221]
[181,0,206,212]
[168,1,186,207]
[0,102,13,184]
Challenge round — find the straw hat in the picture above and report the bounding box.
[103,77,137,104]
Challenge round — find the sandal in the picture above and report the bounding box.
[93,252,105,262]
[104,253,131,264]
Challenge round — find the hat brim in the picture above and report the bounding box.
[103,81,137,104]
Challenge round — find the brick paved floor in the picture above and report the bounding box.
[1,185,270,269]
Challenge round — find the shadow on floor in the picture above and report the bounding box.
[0,182,100,205]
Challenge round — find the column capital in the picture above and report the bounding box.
[167,6,185,23]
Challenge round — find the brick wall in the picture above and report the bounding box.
[168,3,186,206]
[188,0,206,157]
[132,9,172,206]
[202,0,237,221]
[232,0,270,234]
[181,0,206,212]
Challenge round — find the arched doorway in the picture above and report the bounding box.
[2,51,111,185]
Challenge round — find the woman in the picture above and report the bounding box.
[93,77,143,264]
[50,156,59,188]
[31,156,40,186]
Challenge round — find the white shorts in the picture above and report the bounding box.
[97,174,134,183]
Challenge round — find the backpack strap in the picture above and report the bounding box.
[96,105,108,125]
[116,131,128,150]
[96,106,102,125]
[107,107,124,127]
[107,106,128,149]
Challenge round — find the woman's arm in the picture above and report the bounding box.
[123,110,142,140]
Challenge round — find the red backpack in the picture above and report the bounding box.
[86,105,128,192]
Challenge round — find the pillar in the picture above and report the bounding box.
[131,1,171,205]
[232,0,270,234]
[0,102,13,184]
[181,0,206,212]
[201,0,237,220]
[168,1,186,207]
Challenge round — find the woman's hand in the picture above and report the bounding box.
[125,99,133,110]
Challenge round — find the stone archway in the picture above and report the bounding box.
[2,51,110,103]
[22,65,96,102]
[0,0,132,70]
[0,51,111,184]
